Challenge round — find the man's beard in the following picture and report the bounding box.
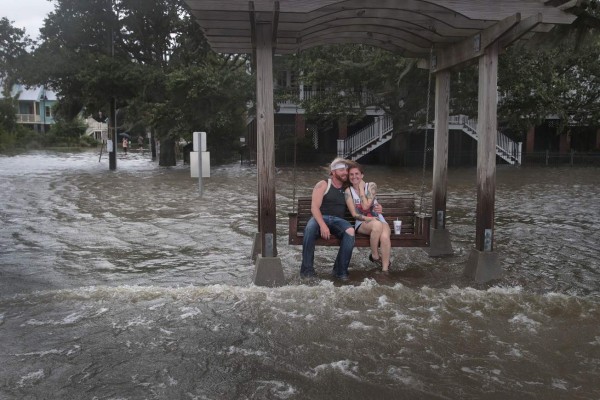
[333,170,348,182]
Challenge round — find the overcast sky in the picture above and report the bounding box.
[3,0,55,39]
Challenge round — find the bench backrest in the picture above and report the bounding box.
[294,194,417,235]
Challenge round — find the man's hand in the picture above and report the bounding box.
[319,224,331,240]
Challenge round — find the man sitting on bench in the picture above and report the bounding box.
[299,158,382,281]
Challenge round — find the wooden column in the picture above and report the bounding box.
[338,116,348,140]
[427,69,454,257]
[432,70,450,230]
[255,23,277,257]
[295,113,306,139]
[475,42,498,252]
[465,41,501,283]
[526,126,535,153]
[559,130,570,154]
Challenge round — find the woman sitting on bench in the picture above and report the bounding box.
[345,162,392,273]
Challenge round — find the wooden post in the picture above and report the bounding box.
[475,42,498,252]
[338,116,348,140]
[526,126,535,154]
[295,113,306,139]
[465,41,501,283]
[427,70,453,257]
[255,23,277,258]
[432,70,450,230]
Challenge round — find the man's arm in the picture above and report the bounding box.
[311,180,331,239]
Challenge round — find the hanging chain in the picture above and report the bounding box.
[292,105,298,214]
[419,46,434,215]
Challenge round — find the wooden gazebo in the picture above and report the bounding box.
[184,0,586,285]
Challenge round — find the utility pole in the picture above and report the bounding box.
[107,0,117,170]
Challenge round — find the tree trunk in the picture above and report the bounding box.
[159,137,177,166]
[388,127,406,166]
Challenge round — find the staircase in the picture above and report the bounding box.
[447,115,522,165]
[338,114,522,165]
[337,115,394,161]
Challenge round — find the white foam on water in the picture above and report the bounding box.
[16,349,62,357]
[17,369,45,387]
[508,313,541,332]
[306,359,360,380]
[179,306,202,319]
[551,378,568,390]
[386,365,420,387]
[224,346,267,357]
[21,312,84,327]
[505,346,523,358]
[254,380,297,399]
[348,321,373,330]
[159,328,174,335]
[112,315,154,330]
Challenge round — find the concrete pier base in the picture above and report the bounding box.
[464,248,501,283]
[253,255,285,287]
[426,228,453,257]
[251,232,261,262]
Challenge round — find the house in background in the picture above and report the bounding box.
[84,116,108,141]
[10,84,58,134]
[246,66,524,167]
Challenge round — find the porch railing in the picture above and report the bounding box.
[17,114,41,123]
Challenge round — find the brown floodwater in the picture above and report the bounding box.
[0,150,598,399]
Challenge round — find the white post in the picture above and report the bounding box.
[193,131,207,196]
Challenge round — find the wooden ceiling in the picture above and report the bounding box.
[184,0,585,56]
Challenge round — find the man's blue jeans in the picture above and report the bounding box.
[300,216,355,278]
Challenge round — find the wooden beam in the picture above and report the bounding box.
[249,1,256,68]
[272,1,280,53]
[255,22,277,257]
[432,13,521,72]
[475,41,499,252]
[498,13,543,49]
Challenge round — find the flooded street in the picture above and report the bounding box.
[1,150,599,399]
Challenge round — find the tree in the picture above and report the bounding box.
[291,45,429,131]
[498,5,600,138]
[0,17,32,95]
[26,0,252,164]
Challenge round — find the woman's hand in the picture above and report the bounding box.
[373,203,383,214]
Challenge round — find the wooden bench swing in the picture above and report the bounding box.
[288,194,431,247]
[287,53,436,249]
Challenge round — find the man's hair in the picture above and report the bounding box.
[329,157,348,171]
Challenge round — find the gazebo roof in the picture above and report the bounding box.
[184,0,584,57]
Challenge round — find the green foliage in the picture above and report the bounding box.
[150,60,252,151]
[0,97,18,132]
[48,118,87,138]
[291,44,430,131]
[0,17,33,94]
[499,23,600,135]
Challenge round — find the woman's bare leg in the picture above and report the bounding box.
[379,223,392,271]
[359,221,383,261]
